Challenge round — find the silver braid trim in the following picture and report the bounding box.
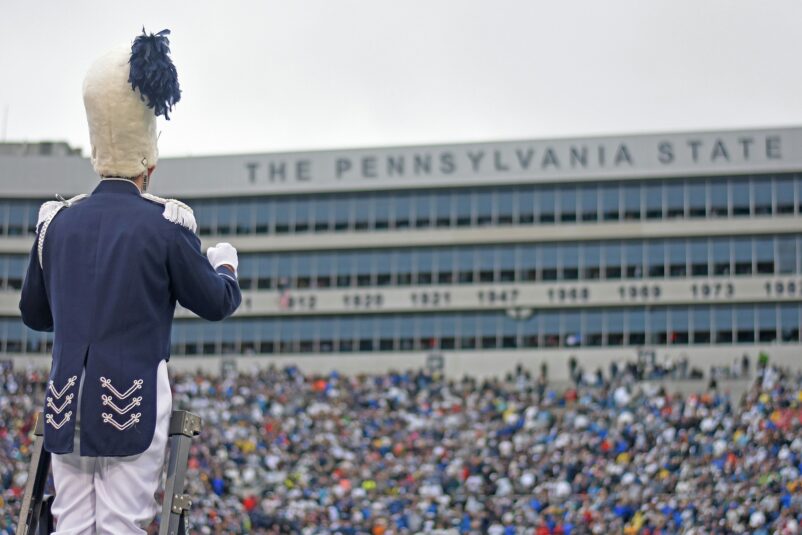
[141,193,197,233]
[37,194,88,268]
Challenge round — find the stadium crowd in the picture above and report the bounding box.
[2,358,802,534]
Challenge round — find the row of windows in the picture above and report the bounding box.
[232,235,801,290]
[2,174,801,237]
[3,304,801,355]
[194,174,802,235]
[193,174,801,235]
[1,235,801,291]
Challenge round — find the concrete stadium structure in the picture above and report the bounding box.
[2,126,802,379]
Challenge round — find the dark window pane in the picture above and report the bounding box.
[334,197,352,231]
[376,250,393,286]
[294,198,311,232]
[668,241,687,277]
[475,190,493,226]
[757,305,777,342]
[539,188,555,223]
[559,187,577,222]
[780,304,799,342]
[353,195,370,231]
[563,311,581,347]
[580,185,597,222]
[456,249,474,284]
[689,239,708,276]
[498,247,516,282]
[691,307,711,344]
[520,246,537,282]
[434,192,452,227]
[753,177,772,215]
[710,182,728,217]
[777,237,797,274]
[755,238,774,274]
[373,195,390,230]
[670,308,689,344]
[414,193,433,228]
[7,204,24,236]
[197,201,214,236]
[648,309,667,345]
[647,241,665,278]
[541,245,557,281]
[255,199,272,234]
[712,239,731,276]
[216,202,233,235]
[275,199,292,234]
[626,309,645,345]
[436,249,454,284]
[393,193,411,229]
[543,312,560,347]
[645,183,663,219]
[623,185,640,220]
[459,315,477,350]
[714,307,733,343]
[666,182,685,218]
[498,190,515,225]
[583,244,601,280]
[477,246,495,283]
[736,306,755,343]
[607,310,624,346]
[396,251,412,286]
[605,243,622,279]
[314,198,332,232]
[416,250,434,285]
[624,242,643,279]
[688,182,705,217]
[454,191,472,227]
[585,310,603,347]
[601,185,620,221]
[776,177,795,215]
[561,244,579,281]
[517,188,535,224]
[236,201,253,235]
[355,252,374,287]
[732,179,750,216]
[733,238,752,275]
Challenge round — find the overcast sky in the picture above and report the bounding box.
[1,0,800,158]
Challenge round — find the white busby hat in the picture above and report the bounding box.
[83,29,181,178]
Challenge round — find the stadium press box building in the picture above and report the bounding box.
[2,126,802,379]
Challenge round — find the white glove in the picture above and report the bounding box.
[206,242,238,276]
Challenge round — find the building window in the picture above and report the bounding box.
[580,186,598,222]
[733,238,753,275]
[646,183,665,219]
[666,182,685,218]
[776,177,795,215]
[498,190,515,225]
[623,185,640,221]
[559,187,577,223]
[753,177,772,216]
[687,182,706,218]
[601,185,619,221]
[689,240,708,277]
[731,179,750,217]
[539,188,556,224]
[691,307,711,344]
[709,182,728,217]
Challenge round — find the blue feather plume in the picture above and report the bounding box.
[128,28,181,120]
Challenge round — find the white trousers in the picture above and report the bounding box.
[51,360,172,535]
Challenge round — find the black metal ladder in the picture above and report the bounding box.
[15,410,202,535]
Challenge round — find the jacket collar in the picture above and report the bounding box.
[92,178,142,196]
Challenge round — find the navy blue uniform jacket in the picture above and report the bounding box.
[19,179,241,456]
